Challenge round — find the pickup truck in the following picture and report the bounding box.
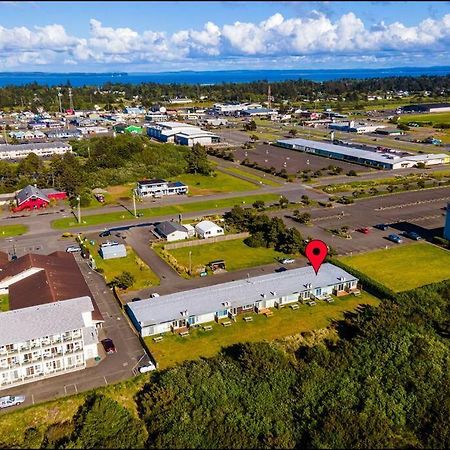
[0,395,25,409]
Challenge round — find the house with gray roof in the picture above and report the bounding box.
[154,221,190,242]
[126,263,359,337]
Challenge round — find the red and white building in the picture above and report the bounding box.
[13,185,67,212]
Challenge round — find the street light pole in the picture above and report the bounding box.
[132,190,137,218]
[77,196,81,224]
[189,250,192,275]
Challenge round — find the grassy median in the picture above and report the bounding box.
[51,193,281,229]
[0,224,28,239]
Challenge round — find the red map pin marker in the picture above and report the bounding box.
[305,240,328,275]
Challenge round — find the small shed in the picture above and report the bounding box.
[100,244,127,260]
[195,220,224,239]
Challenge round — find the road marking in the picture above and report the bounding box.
[103,376,108,385]
[31,394,35,405]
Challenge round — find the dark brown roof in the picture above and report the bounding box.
[4,251,103,322]
[0,251,9,270]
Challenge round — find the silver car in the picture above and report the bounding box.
[0,395,25,409]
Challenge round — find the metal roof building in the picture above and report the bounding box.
[277,137,449,169]
[99,244,127,260]
[127,263,359,337]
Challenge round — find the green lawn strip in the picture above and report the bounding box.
[51,194,280,229]
[85,242,160,290]
[222,167,282,186]
[398,112,450,125]
[0,224,28,239]
[0,294,9,312]
[177,172,258,196]
[144,291,380,369]
[166,238,293,275]
[339,242,450,292]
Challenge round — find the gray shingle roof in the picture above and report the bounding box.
[0,296,94,347]
[127,263,357,327]
[16,185,49,205]
[155,221,187,237]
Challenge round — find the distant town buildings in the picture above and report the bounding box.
[0,142,72,160]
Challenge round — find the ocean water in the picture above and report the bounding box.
[0,66,449,87]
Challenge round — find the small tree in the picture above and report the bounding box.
[111,271,135,290]
[288,129,298,137]
[279,195,289,208]
[252,200,265,211]
[347,170,358,177]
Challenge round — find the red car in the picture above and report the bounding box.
[357,227,370,234]
[101,338,117,354]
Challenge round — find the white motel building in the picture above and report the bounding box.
[0,297,99,390]
[127,263,359,337]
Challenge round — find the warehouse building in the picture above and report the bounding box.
[329,121,386,134]
[399,103,450,113]
[444,203,450,241]
[277,138,450,170]
[0,142,72,160]
[127,263,359,337]
[147,121,219,146]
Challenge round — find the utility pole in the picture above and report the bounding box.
[267,84,271,109]
[76,196,81,223]
[57,87,63,114]
[68,88,74,111]
[132,190,137,217]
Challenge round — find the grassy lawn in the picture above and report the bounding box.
[223,167,282,186]
[86,243,160,290]
[166,238,293,274]
[177,172,258,196]
[0,224,28,239]
[104,183,135,204]
[0,294,9,312]
[145,291,380,369]
[51,193,280,229]
[339,242,450,292]
[399,112,450,125]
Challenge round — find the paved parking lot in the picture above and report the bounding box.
[0,255,149,413]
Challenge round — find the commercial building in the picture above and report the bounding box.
[277,138,450,170]
[154,221,190,242]
[400,103,450,113]
[444,203,450,241]
[0,142,72,160]
[241,108,278,117]
[195,220,224,239]
[13,185,67,212]
[145,112,169,122]
[45,129,82,139]
[147,121,219,146]
[127,263,359,337]
[135,179,188,198]
[329,121,386,134]
[212,103,262,115]
[0,296,99,390]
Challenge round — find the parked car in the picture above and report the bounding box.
[281,258,295,264]
[138,362,157,373]
[275,267,288,273]
[403,231,422,240]
[150,293,160,298]
[101,338,116,354]
[99,230,111,237]
[0,395,25,409]
[66,245,81,253]
[374,223,389,230]
[100,241,119,248]
[356,227,370,234]
[94,193,105,203]
[387,234,403,244]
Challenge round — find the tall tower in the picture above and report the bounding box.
[57,87,63,114]
[267,84,271,109]
[68,88,74,111]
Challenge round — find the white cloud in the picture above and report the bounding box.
[0,11,450,69]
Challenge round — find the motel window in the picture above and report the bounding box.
[242,304,253,311]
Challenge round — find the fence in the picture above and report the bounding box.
[163,232,250,250]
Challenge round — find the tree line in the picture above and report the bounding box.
[0,75,449,111]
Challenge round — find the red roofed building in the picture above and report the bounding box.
[13,185,67,212]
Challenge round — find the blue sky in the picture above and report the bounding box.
[0,1,449,71]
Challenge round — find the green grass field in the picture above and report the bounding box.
[145,291,379,369]
[339,242,450,292]
[166,238,293,274]
[0,224,28,239]
[177,172,257,195]
[0,294,9,312]
[51,193,280,229]
[399,112,450,125]
[87,243,159,290]
[222,167,281,186]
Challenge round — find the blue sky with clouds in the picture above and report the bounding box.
[0,1,449,72]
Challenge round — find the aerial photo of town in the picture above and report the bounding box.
[0,1,449,448]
